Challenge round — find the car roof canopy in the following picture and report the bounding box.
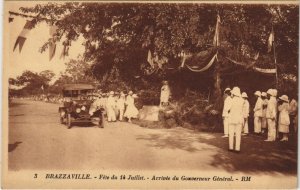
[62,84,95,91]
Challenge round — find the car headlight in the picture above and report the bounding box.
[81,106,86,111]
[76,108,81,113]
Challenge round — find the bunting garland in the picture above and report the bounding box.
[185,53,217,72]
[49,24,58,61]
[147,50,155,68]
[268,28,274,53]
[213,14,221,47]
[225,57,276,74]
[60,40,70,59]
[13,20,35,52]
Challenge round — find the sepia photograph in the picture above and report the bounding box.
[2,1,299,189]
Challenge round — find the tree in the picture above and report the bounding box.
[18,3,298,101]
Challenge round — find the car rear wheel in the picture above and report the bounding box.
[67,114,72,129]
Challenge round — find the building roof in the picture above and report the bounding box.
[62,83,95,91]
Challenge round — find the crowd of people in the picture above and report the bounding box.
[89,90,139,123]
[222,86,298,153]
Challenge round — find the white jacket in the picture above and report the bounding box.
[106,96,116,109]
[266,96,277,119]
[242,99,250,118]
[222,96,232,117]
[253,97,263,117]
[226,96,244,124]
[160,85,171,103]
[278,102,290,125]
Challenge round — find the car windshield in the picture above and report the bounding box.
[63,89,93,98]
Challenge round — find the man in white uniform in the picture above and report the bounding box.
[106,91,117,122]
[242,92,249,135]
[222,88,232,138]
[160,81,171,107]
[253,91,263,134]
[265,89,277,141]
[225,87,244,152]
[261,92,268,134]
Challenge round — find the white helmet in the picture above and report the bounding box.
[231,87,241,97]
[254,91,261,97]
[241,92,248,98]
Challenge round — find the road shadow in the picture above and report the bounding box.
[136,130,202,152]
[68,122,98,128]
[9,101,28,108]
[8,142,22,152]
[136,127,297,175]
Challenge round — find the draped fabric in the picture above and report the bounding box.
[225,57,276,74]
[185,53,218,72]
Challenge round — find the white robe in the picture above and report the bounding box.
[124,95,139,118]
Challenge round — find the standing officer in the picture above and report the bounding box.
[265,89,277,141]
[225,87,244,153]
[222,88,232,138]
[253,91,263,134]
[242,92,249,135]
[261,92,268,134]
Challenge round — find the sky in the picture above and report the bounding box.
[6,2,85,81]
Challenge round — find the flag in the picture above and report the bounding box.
[13,20,34,52]
[147,50,154,68]
[41,85,44,90]
[8,16,14,23]
[180,52,186,68]
[213,15,221,47]
[60,40,70,59]
[49,24,58,61]
[254,52,260,60]
[268,28,274,53]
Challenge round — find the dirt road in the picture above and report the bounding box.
[8,99,297,187]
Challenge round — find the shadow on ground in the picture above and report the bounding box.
[8,142,22,152]
[68,122,99,128]
[9,101,28,108]
[136,127,297,175]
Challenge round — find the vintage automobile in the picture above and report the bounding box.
[58,84,104,129]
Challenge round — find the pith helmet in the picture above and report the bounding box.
[231,87,241,97]
[242,92,248,98]
[279,95,289,102]
[267,89,273,95]
[254,91,261,97]
[224,88,231,93]
[273,89,278,97]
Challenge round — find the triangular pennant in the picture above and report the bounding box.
[49,24,58,61]
[147,50,154,68]
[268,28,274,53]
[213,15,221,47]
[13,20,34,52]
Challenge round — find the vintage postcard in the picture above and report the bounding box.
[2,0,298,189]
